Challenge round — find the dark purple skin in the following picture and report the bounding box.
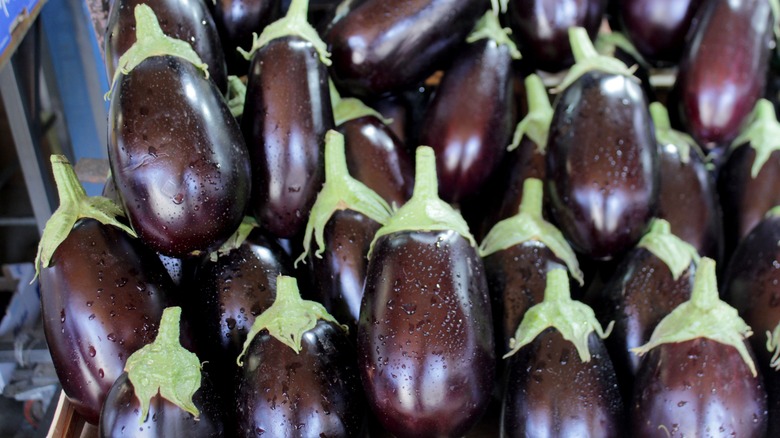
[105,0,228,93]
[39,219,173,424]
[242,36,333,238]
[507,0,606,73]
[109,56,251,257]
[419,38,515,204]
[546,70,658,260]
[618,0,704,65]
[99,371,224,437]
[672,0,773,148]
[359,230,495,437]
[235,320,366,437]
[657,143,723,260]
[501,330,624,437]
[324,0,487,97]
[631,338,767,436]
[212,0,281,75]
[366,94,410,145]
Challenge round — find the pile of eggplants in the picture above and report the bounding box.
[33,0,780,435]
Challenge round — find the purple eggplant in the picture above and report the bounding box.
[359,147,494,437]
[672,0,773,149]
[212,0,282,74]
[108,6,251,257]
[241,0,333,238]
[501,269,622,436]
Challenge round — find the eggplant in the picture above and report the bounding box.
[324,0,486,97]
[241,0,333,238]
[546,28,658,260]
[99,307,224,437]
[672,0,773,149]
[212,0,282,74]
[419,11,519,204]
[631,257,767,436]
[37,156,173,424]
[506,0,606,72]
[108,6,251,257]
[718,99,780,259]
[235,276,365,437]
[105,0,228,93]
[359,147,494,437]
[501,269,622,436]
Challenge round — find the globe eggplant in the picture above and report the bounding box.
[108,5,251,257]
[359,146,494,437]
[240,0,334,238]
[212,0,282,74]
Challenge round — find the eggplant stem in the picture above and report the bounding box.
[508,74,552,152]
[637,218,700,281]
[466,11,521,60]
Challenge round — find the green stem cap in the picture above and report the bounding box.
[631,257,756,376]
[368,146,477,257]
[227,75,247,118]
[479,178,583,285]
[554,27,637,94]
[34,155,136,279]
[766,321,780,370]
[330,80,392,127]
[125,307,202,424]
[509,74,553,152]
[650,102,699,164]
[209,216,259,262]
[466,11,521,60]
[503,268,613,362]
[637,218,700,281]
[730,98,780,178]
[594,30,649,70]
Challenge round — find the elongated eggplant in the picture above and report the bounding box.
[631,258,767,436]
[546,28,657,260]
[359,147,494,437]
[617,0,703,65]
[501,269,622,436]
[419,12,519,203]
[37,156,172,424]
[235,276,365,437]
[108,6,251,257]
[506,0,606,72]
[241,0,333,238]
[324,0,486,97]
[672,0,773,149]
[212,0,282,74]
[105,0,228,93]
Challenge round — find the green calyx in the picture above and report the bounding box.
[295,130,392,266]
[125,307,202,424]
[631,257,756,376]
[594,30,650,71]
[237,0,330,65]
[637,218,700,281]
[109,4,209,97]
[490,0,508,15]
[479,178,583,285]
[766,321,780,370]
[509,74,552,152]
[554,27,637,94]
[503,268,613,362]
[466,11,521,60]
[209,216,259,262]
[330,80,391,127]
[227,75,247,118]
[730,98,780,178]
[650,102,699,164]
[368,146,477,257]
[34,155,136,279]
[237,275,346,365]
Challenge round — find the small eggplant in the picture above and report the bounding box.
[501,269,622,437]
[419,11,519,203]
[37,156,173,424]
[672,0,773,149]
[99,307,224,437]
[108,6,251,257]
[359,147,494,437]
[546,28,657,260]
[212,0,282,74]
[631,258,767,436]
[235,275,366,437]
[241,0,334,238]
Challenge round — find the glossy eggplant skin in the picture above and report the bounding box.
[359,230,494,437]
[242,36,333,238]
[507,0,606,73]
[672,0,773,148]
[420,39,514,204]
[235,320,366,437]
[213,0,281,74]
[99,372,224,437]
[105,0,228,93]
[109,56,251,257]
[631,338,767,437]
[546,70,658,260]
[618,0,704,65]
[324,0,486,97]
[501,330,623,437]
[40,219,173,424]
